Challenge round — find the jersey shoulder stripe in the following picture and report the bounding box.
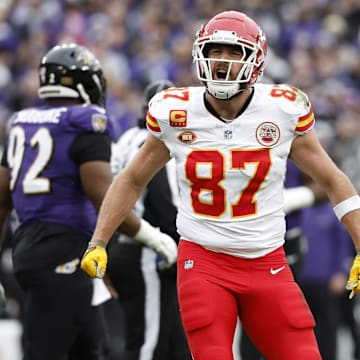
[146,111,161,133]
[295,106,314,133]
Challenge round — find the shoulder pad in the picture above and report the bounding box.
[146,91,168,135]
[148,86,192,117]
[272,84,311,116]
[68,104,112,136]
[147,87,198,136]
[149,87,191,108]
[270,84,314,134]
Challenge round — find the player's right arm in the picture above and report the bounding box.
[81,133,171,278]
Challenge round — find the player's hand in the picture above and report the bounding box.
[134,219,177,269]
[152,231,178,269]
[346,255,360,299]
[80,240,107,279]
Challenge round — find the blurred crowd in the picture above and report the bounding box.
[0,1,360,358]
[0,0,359,173]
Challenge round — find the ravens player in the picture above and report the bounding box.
[0,44,176,360]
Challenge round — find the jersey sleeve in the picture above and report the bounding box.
[67,104,115,139]
[69,132,111,165]
[145,88,192,158]
[292,88,315,135]
[294,104,314,134]
[274,84,315,136]
[146,110,162,136]
[146,91,163,138]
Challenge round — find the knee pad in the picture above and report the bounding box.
[178,278,213,332]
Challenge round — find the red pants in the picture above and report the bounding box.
[177,240,322,360]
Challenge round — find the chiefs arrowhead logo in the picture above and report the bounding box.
[256,122,280,147]
[178,131,196,144]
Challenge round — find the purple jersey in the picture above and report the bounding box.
[6,104,112,236]
[301,202,350,281]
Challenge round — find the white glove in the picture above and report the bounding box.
[134,219,177,269]
[283,186,315,214]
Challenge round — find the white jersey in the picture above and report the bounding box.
[146,83,314,258]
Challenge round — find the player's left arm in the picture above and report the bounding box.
[290,129,360,298]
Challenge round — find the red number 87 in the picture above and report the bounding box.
[185,149,271,218]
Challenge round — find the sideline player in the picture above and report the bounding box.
[0,44,176,360]
[106,79,191,360]
[81,11,360,360]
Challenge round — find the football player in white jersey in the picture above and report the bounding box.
[81,11,360,360]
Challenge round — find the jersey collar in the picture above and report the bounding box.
[203,88,255,123]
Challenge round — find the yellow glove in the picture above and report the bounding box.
[80,240,107,279]
[346,255,360,299]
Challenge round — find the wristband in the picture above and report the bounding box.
[90,239,106,247]
[333,195,360,221]
[86,240,106,253]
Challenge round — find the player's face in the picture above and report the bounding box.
[207,44,244,81]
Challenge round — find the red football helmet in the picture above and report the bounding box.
[192,11,267,99]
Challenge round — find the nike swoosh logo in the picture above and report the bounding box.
[270,266,286,275]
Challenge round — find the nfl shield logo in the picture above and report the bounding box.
[224,129,232,140]
[184,259,194,270]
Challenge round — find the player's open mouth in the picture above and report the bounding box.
[215,69,228,80]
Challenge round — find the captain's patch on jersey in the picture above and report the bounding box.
[170,110,187,127]
[178,131,196,144]
[146,111,161,132]
[92,113,107,132]
[256,122,280,147]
